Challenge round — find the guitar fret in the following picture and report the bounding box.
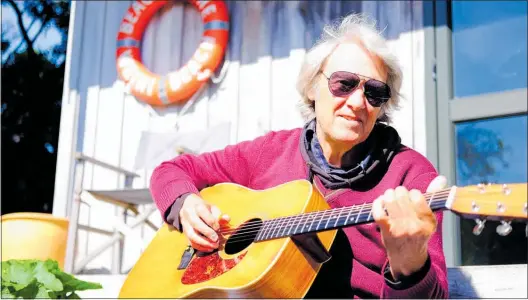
[285,214,299,236]
[304,214,313,233]
[263,218,273,240]
[343,208,351,226]
[308,212,319,232]
[304,214,312,233]
[428,191,436,207]
[316,209,328,232]
[256,221,267,241]
[287,218,296,237]
[325,209,334,229]
[295,215,305,235]
[260,219,269,240]
[345,207,354,225]
[258,193,453,242]
[334,207,343,227]
[265,218,278,240]
[356,203,365,223]
[303,212,316,234]
[280,216,291,238]
[296,214,306,234]
[293,213,305,235]
[271,218,282,239]
[273,218,286,238]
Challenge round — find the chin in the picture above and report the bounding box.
[331,128,364,144]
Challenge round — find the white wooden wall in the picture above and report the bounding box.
[53,0,432,273]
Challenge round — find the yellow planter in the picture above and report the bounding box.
[1,212,69,269]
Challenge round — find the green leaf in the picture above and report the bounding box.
[52,271,102,292]
[48,290,70,299]
[15,280,39,299]
[67,292,81,299]
[36,285,52,298]
[34,261,63,291]
[1,286,15,299]
[42,259,60,273]
[1,280,28,291]
[1,259,102,299]
[1,259,34,288]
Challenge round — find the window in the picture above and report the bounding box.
[434,1,528,266]
[455,115,527,265]
[451,1,527,98]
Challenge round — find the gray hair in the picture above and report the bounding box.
[296,13,403,124]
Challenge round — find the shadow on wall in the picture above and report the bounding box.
[447,268,479,299]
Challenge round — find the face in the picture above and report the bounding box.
[309,41,389,150]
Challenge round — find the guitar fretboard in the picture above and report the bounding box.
[254,189,451,242]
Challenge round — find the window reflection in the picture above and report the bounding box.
[451,1,527,98]
[455,114,527,265]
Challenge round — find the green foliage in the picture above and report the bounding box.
[456,125,510,185]
[1,259,102,299]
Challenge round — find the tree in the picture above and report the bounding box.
[456,124,510,186]
[456,124,526,266]
[1,0,70,214]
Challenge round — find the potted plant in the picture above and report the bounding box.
[1,259,102,299]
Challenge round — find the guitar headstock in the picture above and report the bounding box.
[446,183,527,236]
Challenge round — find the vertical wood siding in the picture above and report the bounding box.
[54,0,429,273]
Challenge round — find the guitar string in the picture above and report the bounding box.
[222,200,528,240]
[221,201,452,245]
[221,200,527,244]
[218,196,451,242]
[216,190,454,235]
[218,191,453,236]
[216,190,527,236]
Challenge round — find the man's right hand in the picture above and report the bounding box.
[179,193,230,252]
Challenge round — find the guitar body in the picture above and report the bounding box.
[118,180,337,298]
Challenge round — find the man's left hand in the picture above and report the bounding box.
[372,175,447,280]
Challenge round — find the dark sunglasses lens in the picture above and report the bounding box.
[328,72,360,97]
[365,80,391,107]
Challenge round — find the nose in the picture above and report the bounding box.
[345,86,367,110]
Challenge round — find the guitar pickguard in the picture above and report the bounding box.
[181,251,247,284]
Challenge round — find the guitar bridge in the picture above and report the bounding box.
[177,245,195,270]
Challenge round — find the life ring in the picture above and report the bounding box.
[116,0,229,106]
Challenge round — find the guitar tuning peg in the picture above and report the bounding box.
[473,219,486,236]
[496,220,512,236]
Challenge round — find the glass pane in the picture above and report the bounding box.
[451,1,527,98]
[455,114,528,266]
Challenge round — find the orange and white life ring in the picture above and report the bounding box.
[116,0,229,106]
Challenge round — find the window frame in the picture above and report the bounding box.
[433,0,528,266]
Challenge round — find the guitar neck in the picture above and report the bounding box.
[254,187,454,242]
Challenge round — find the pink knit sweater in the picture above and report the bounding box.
[150,128,448,298]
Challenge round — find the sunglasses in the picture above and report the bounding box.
[321,71,391,107]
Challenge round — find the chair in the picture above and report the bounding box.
[63,123,231,275]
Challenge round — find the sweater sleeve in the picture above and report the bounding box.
[149,132,271,224]
[381,171,449,299]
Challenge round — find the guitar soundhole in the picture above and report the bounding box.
[224,218,262,255]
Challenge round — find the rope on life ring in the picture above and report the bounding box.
[116,0,230,107]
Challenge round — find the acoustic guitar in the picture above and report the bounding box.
[118,180,527,298]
